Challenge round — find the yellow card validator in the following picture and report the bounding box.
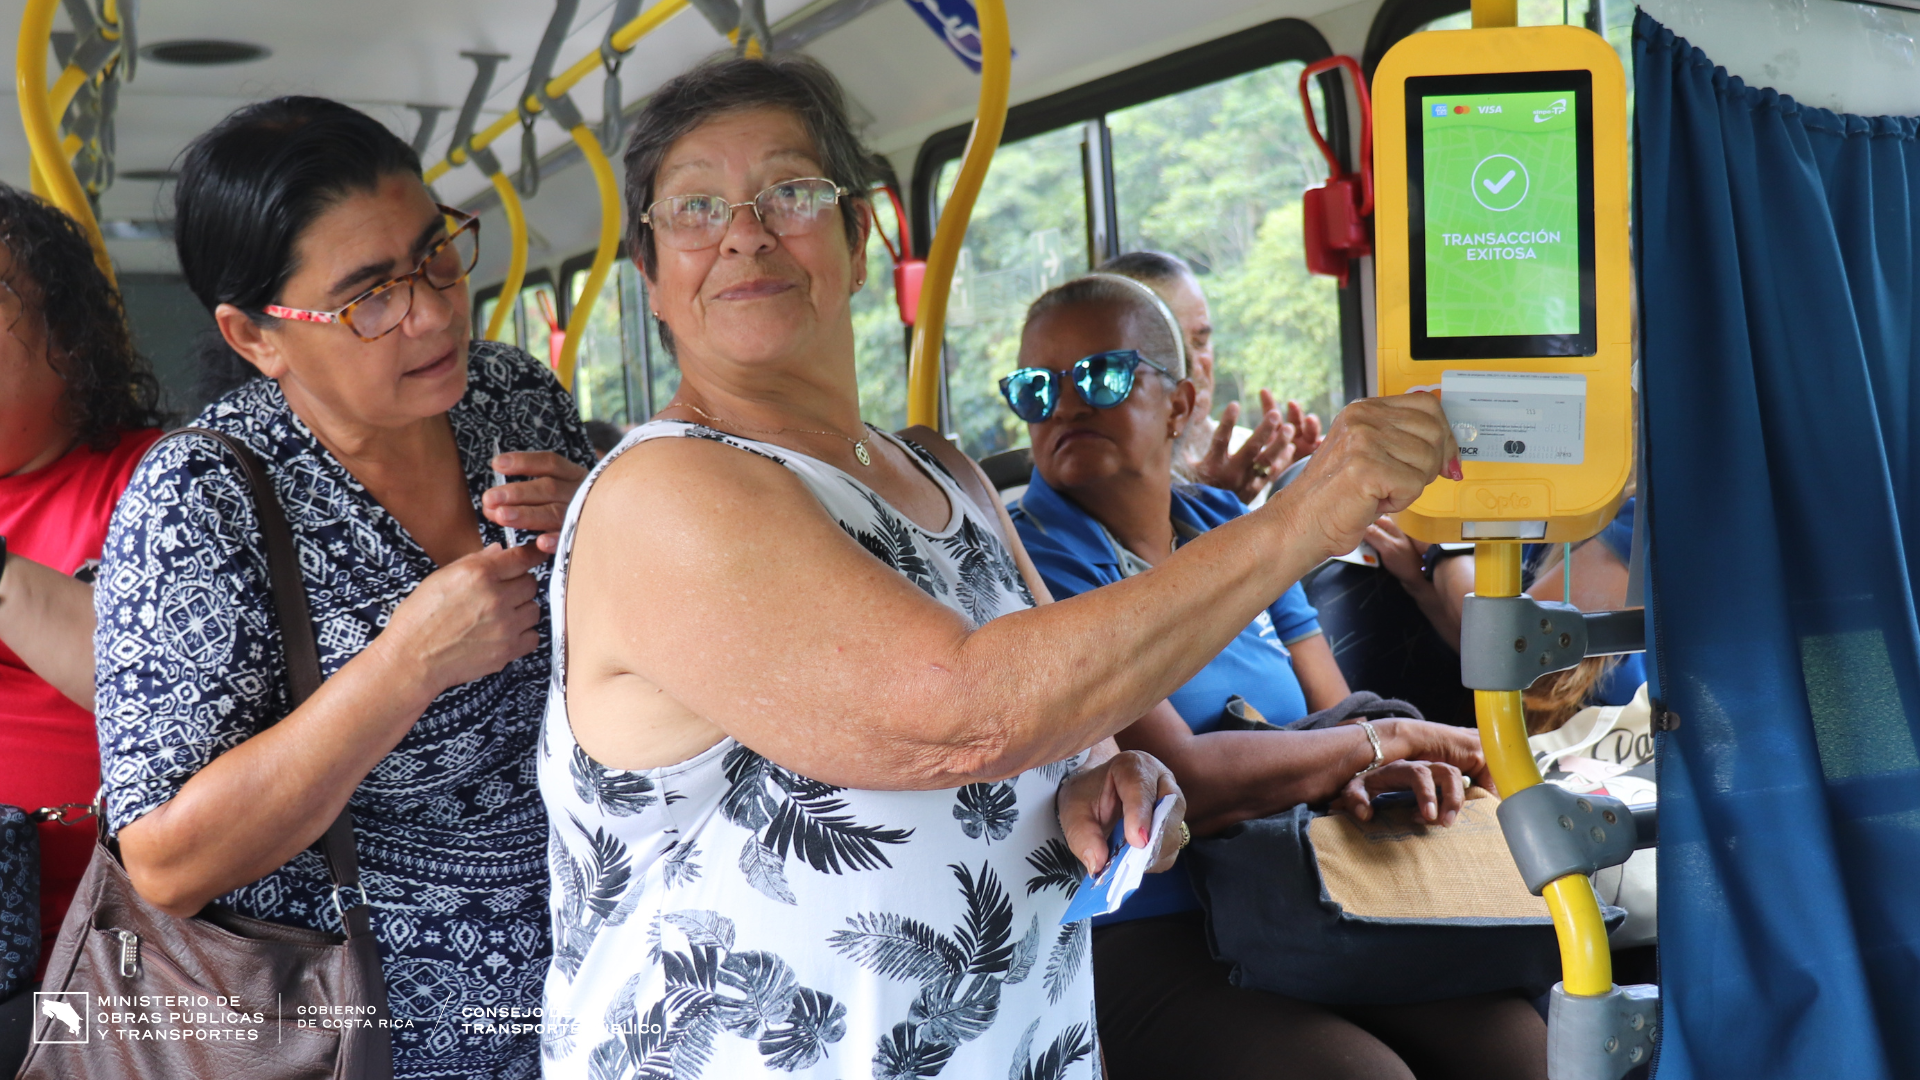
[1372,25,1631,543]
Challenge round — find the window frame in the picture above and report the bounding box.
[556,245,655,425]
[1364,0,1471,81]
[557,247,621,324]
[907,16,1371,408]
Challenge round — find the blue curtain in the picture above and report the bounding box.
[1635,13,1920,1079]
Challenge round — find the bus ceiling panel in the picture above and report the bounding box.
[816,0,1354,167]
[0,0,833,212]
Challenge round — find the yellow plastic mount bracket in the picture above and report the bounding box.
[484,171,530,344]
[554,122,621,393]
[1473,543,1613,997]
[18,0,114,283]
[423,0,690,185]
[906,0,1010,430]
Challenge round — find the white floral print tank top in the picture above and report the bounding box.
[538,421,1098,1080]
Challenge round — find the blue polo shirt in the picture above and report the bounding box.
[1010,469,1323,924]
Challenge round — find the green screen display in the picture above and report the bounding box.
[1419,90,1580,338]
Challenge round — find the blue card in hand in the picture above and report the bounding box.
[1059,794,1178,924]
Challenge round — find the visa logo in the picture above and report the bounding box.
[1477,105,1502,114]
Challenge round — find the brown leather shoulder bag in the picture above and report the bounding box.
[18,428,393,1080]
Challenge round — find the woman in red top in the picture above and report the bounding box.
[0,183,167,980]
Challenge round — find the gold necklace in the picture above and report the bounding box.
[669,399,874,466]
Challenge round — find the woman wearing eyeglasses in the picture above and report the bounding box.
[92,97,594,1079]
[1005,276,1546,1080]
[537,55,1459,1080]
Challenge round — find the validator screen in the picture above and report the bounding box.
[1405,71,1595,358]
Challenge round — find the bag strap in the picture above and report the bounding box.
[156,428,373,939]
[895,425,1008,547]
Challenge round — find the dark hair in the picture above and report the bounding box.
[1024,274,1186,379]
[583,418,625,455]
[173,96,421,383]
[1096,250,1194,286]
[623,56,876,284]
[0,183,164,447]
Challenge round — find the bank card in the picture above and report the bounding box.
[1060,793,1180,924]
[1440,370,1586,466]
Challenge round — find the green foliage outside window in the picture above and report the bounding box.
[1110,60,1342,428]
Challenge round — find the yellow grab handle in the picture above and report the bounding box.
[1473,542,1613,997]
[17,0,113,283]
[554,122,622,393]
[484,171,530,344]
[906,0,1011,430]
[49,63,85,126]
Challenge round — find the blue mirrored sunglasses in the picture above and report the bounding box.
[999,350,1177,424]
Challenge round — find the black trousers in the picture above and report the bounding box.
[1093,913,1546,1080]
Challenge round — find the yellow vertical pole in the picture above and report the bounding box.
[1471,0,1519,28]
[17,0,114,283]
[906,0,1011,430]
[1473,543,1614,997]
[1464,0,1613,1002]
[484,172,530,344]
[554,122,620,394]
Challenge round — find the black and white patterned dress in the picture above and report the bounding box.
[538,420,1100,1080]
[94,341,596,1080]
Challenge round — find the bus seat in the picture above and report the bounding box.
[980,446,1032,505]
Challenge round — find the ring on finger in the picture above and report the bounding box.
[1177,821,1191,849]
[1251,462,1273,478]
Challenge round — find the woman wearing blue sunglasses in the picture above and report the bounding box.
[1007,275,1544,1080]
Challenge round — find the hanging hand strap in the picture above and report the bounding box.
[155,428,373,939]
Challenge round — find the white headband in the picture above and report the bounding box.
[1084,272,1187,380]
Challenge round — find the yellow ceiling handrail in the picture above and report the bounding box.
[553,122,622,393]
[483,171,530,343]
[17,0,114,283]
[423,0,690,185]
[906,0,1011,431]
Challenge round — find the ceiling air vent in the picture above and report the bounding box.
[141,40,269,66]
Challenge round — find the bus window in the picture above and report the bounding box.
[518,281,561,370]
[568,265,630,425]
[476,293,505,345]
[852,190,908,432]
[1416,3,1626,42]
[935,124,1089,456]
[1108,60,1343,424]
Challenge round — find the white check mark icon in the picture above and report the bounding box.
[1483,170,1517,195]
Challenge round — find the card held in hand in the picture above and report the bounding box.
[1060,794,1180,923]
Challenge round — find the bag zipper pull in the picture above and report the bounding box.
[115,929,140,977]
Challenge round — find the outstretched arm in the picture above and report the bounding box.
[566,394,1458,791]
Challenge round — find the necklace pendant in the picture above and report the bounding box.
[854,441,872,466]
